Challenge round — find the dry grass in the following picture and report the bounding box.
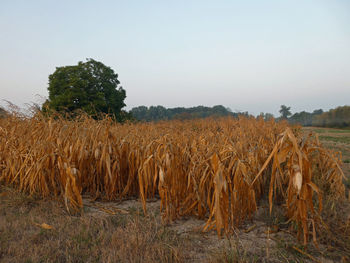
[0,185,185,263]
[0,114,347,249]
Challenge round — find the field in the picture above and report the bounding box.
[0,116,349,262]
[303,127,350,191]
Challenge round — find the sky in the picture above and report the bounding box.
[1,0,349,116]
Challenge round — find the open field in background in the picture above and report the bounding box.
[313,128,350,146]
[0,117,349,262]
[303,127,350,189]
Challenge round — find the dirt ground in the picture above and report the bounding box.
[1,127,349,263]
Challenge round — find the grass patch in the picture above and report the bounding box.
[319,135,350,144]
[0,185,186,263]
[210,237,259,263]
[312,128,350,134]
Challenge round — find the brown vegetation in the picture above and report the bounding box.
[0,185,186,263]
[0,115,347,249]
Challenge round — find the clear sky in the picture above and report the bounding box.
[1,0,349,116]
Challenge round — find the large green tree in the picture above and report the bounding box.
[46,59,126,120]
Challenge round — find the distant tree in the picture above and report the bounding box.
[130,105,237,121]
[313,105,350,128]
[147,106,167,121]
[226,107,233,113]
[312,109,323,115]
[258,112,265,119]
[45,59,127,121]
[0,107,7,118]
[279,105,292,119]
[287,108,324,126]
[212,105,229,116]
[289,111,312,126]
[264,113,274,121]
[130,106,148,121]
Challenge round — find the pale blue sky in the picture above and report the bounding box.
[1,0,349,115]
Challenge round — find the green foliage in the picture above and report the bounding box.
[319,135,350,144]
[288,109,323,126]
[130,105,247,121]
[289,106,350,128]
[45,59,127,121]
[313,105,350,128]
[279,105,291,119]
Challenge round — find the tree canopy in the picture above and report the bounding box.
[279,105,350,128]
[288,109,323,126]
[45,59,127,121]
[130,105,249,121]
[313,106,350,128]
[279,105,292,119]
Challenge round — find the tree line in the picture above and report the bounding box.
[1,59,349,128]
[130,105,249,121]
[273,105,350,128]
[288,106,350,128]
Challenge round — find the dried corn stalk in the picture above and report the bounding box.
[0,115,345,244]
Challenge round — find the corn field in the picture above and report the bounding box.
[0,115,346,245]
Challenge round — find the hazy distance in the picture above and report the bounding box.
[1,0,349,116]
